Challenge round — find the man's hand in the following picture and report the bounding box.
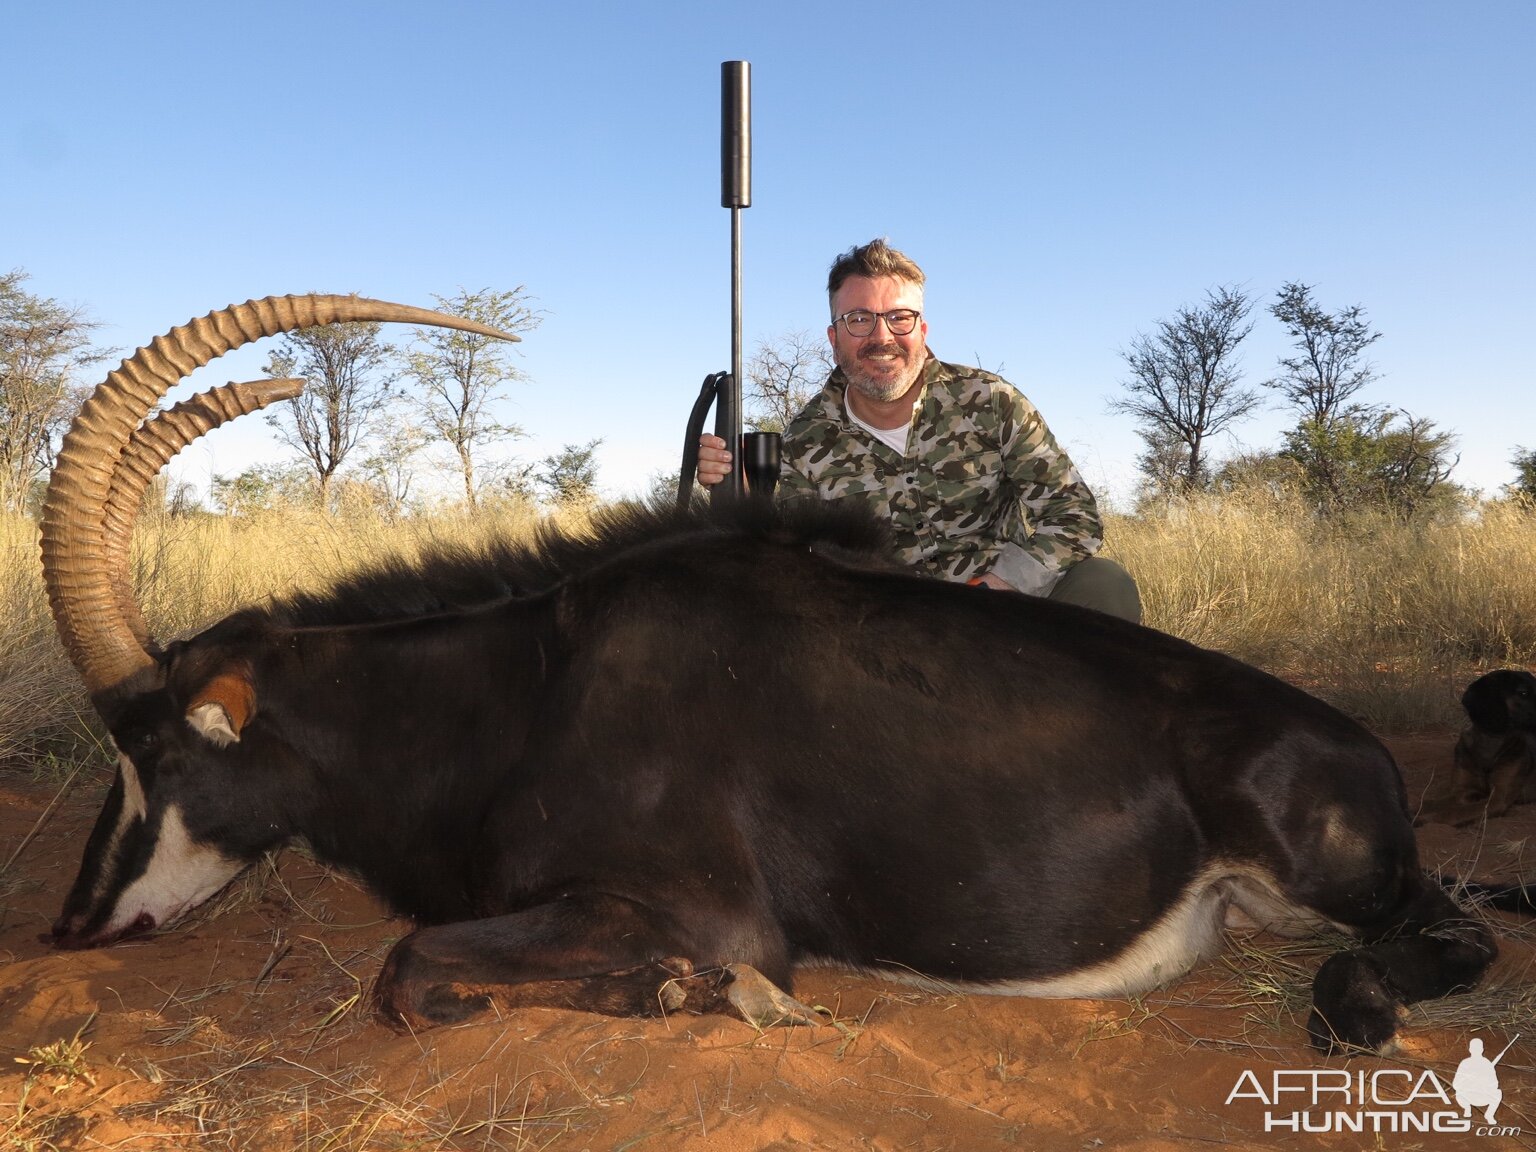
[970,572,1014,591]
[696,434,733,488]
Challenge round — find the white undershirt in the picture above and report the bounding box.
[846,401,911,455]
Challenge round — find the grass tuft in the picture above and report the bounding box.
[13,1015,97,1089]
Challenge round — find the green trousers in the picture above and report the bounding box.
[1047,557,1142,624]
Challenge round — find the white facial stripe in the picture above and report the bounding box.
[118,752,147,821]
[87,753,150,909]
[103,803,245,938]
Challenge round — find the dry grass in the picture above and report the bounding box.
[0,497,575,777]
[128,496,559,640]
[0,517,96,774]
[1108,489,1536,729]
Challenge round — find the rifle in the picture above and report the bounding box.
[677,60,780,510]
[1490,1034,1519,1065]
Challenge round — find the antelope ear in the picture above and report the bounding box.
[186,668,257,746]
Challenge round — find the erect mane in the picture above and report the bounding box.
[258,499,897,628]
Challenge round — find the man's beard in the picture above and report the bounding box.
[837,341,925,404]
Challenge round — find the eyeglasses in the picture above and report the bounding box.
[832,308,922,338]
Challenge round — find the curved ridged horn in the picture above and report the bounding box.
[103,378,306,649]
[42,295,520,695]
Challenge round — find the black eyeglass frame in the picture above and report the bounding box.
[831,308,923,338]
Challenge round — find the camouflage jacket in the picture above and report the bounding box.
[777,355,1103,593]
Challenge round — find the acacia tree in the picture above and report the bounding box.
[262,318,394,507]
[210,462,314,515]
[1508,447,1536,502]
[1265,283,1392,506]
[536,439,603,508]
[1371,412,1460,515]
[0,270,107,514]
[1266,282,1381,427]
[745,329,832,433]
[1280,409,1459,516]
[356,416,432,517]
[1131,426,1200,504]
[403,287,542,507]
[1111,286,1261,496]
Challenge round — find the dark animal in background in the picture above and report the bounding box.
[40,296,1528,1058]
[1421,669,1536,826]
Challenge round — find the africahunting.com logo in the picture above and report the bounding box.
[1225,1034,1521,1137]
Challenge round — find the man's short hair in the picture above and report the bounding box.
[827,239,926,314]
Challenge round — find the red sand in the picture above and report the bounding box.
[2,734,1531,1150]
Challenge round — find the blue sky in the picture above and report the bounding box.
[8,1,1532,507]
